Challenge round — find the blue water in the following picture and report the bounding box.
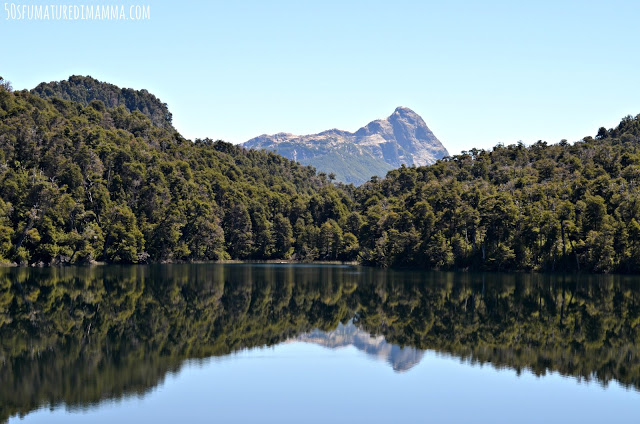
[3,265,639,423]
[13,341,638,424]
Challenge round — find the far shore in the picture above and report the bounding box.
[0,260,628,276]
[0,259,360,268]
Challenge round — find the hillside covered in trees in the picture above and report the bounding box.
[353,118,640,273]
[31,75,174,129]
[1,76,640,273]
[0,77,352,266]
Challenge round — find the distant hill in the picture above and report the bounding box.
[244,107,449,185]
[31,75,173,129]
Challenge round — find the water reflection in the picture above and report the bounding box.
[296,321,424,372]
[1,264,639,421]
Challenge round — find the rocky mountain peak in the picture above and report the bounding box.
[390,106,426,131]
[244,107,449,185]
[393,105,419,116]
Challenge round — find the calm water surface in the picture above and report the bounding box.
[1,264,639,423]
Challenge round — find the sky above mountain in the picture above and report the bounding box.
[3,0,640,155]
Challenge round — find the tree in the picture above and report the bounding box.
[273,213,293,258]
[318,220,342,260]
[0,76,12,92]
[103,204,145,263]
[596,127,609,140]
[425,231,453,268]
[223,202,253,259]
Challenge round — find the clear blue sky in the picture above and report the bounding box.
[2,0,640,154]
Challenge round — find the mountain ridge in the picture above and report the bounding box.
[244,107,449,185]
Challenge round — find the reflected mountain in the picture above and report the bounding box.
[297,322,424,372]
[2,264,640,422]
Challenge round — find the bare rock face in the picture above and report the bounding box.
[354,106,448,168]
[244,107,448,185]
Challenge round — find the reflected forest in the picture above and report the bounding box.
[1,265,640,421]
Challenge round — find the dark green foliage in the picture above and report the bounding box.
[0,84,348,264]
[31,75,173,128]
[3,77,640,272]
[352,117,640,272]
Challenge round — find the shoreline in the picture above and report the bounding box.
[0,259,360,268]
[1,259,632,276]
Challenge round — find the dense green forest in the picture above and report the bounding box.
[1,265,639,420]
[1,76,640,272]
[31,75,173,129]
[0,76,352,266]
[354,118,640,272]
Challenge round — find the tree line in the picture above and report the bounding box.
[1,77,640,272]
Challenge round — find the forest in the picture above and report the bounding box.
[1,76,640,272]
[1,265,639,420]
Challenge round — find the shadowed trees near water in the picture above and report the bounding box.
[1,265,640,421]
[3,79,640,272]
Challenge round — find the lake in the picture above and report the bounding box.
[1,264,639,423]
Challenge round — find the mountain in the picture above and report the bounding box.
[31,75,173,129]
[296,322,424,372]
[244,107,449,185]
